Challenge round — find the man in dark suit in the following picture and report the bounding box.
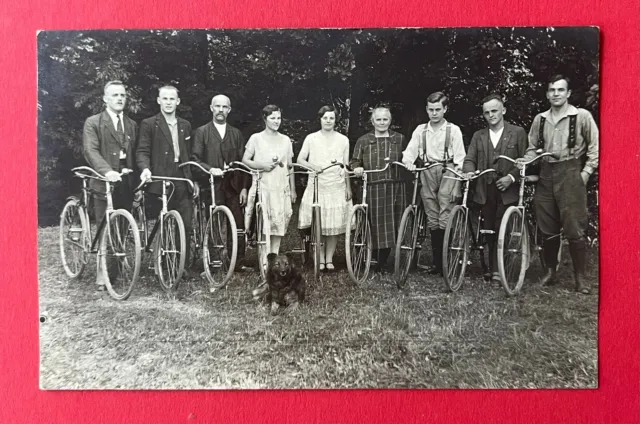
[83,80,139,288]
[192,94,252,273]
[136,85,194,272]
[462,94,528,281]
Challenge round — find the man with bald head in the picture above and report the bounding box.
[192,94,252,275]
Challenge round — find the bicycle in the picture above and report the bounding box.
[288,160,345,283]
[393,161,444,288]
[178,161,240,289]
[494,150,559,295]
[132,175,194,292]
[229,161,271,282]
[59,166,141,300]
[441,168,498,292]
[344,160,394,285]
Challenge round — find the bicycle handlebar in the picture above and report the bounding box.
[133,175,195,193]
[494,151,559,166]
[71,166,132,182]
[443,168,497,181]
[391,161,445,173]
[345,161,391,177]
[289,160,345,175]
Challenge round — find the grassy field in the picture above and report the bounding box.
[39,217,598,389]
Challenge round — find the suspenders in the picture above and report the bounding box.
[538,114,578,155]
[421,123,452,161]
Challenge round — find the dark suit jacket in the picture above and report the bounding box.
[83,110,138,192]
[191,121,251,196]
[136,113,193,194]
[462,122,527,205]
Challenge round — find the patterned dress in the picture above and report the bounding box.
[298,131,352,236]
[350,130,408,250]
[244,132,293,237]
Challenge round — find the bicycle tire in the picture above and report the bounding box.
[394,206,418,288]
[202,206,238,289]
[59,198,89,279]
[345,205,372,285]
[443,205,470,292]
[497,206,529,296]
[255,202,272,281]
[155,210,187,292]
[102,209,141,300]
[311,206,322,282]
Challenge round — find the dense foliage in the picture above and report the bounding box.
[38,27,599,243]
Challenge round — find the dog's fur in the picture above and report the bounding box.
[265,253,306,315]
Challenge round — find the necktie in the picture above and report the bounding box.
[116,115,125,148]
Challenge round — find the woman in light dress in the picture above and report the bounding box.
[242,104,296,255]
[297,105,352,271]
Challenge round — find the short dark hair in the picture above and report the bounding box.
[317,105,338,121]
[103,80,125,94]
[158,85,179,96]
[481,93,505,105]
[262,104,281,120]
[548,74,571,90]
[426,92,449,108]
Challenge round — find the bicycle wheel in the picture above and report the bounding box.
[310,206,322,282]
[497,206,529,296]
[59,198,89,279]
[255,202,271,281]
[345,205,372,285]
[188,199,204,269]
[413,209,432,271]
[154,210,187,292]
[203,206,238,289]
[102,209,141,300]
[394,206,418,288]
[443,205,470,292]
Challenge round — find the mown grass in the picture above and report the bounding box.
[39,218,598,389]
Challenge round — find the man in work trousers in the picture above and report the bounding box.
[191,94,252,281]
[463,94,528,282]
[402,92,466,276]
[136,85,195,276]
[524,74,599,294]
[83,80,139,289]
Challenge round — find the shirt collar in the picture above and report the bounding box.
[162,113,177,126]
[542,104,579,121]
[106,108,122,122]
[426,119,448,133]
[368,130,396,143]
[213,121,227,129]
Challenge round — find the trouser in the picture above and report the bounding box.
[534,158,588,273]
[478,182,513,273]
[93,172,133,226]
[419,164,460,230]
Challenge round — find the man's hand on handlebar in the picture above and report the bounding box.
[140,168,152,182]
[105,170,122,182]
[403,162,416,172]
[354,167,365,177]
[210,167,224,177]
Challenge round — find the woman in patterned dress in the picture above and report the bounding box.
[350,106,408,273]
[297,105,353,271]
[242,104,296,255]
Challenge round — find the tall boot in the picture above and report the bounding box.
[428,230,439,275]
[430,229,444,276]
[569,239,590,294]
[540,236,561,286]
[374,248,391,273]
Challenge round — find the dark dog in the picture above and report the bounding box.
[264,253,306,315]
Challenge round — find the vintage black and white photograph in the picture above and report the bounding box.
[38,27,599,389]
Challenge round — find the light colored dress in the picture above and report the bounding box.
[244,132,293,237]
[298,131,352,236]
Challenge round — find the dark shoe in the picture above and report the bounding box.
[575,273,591,294]
[540,268,559,286]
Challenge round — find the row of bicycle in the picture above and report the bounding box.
[58,150,561,300]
